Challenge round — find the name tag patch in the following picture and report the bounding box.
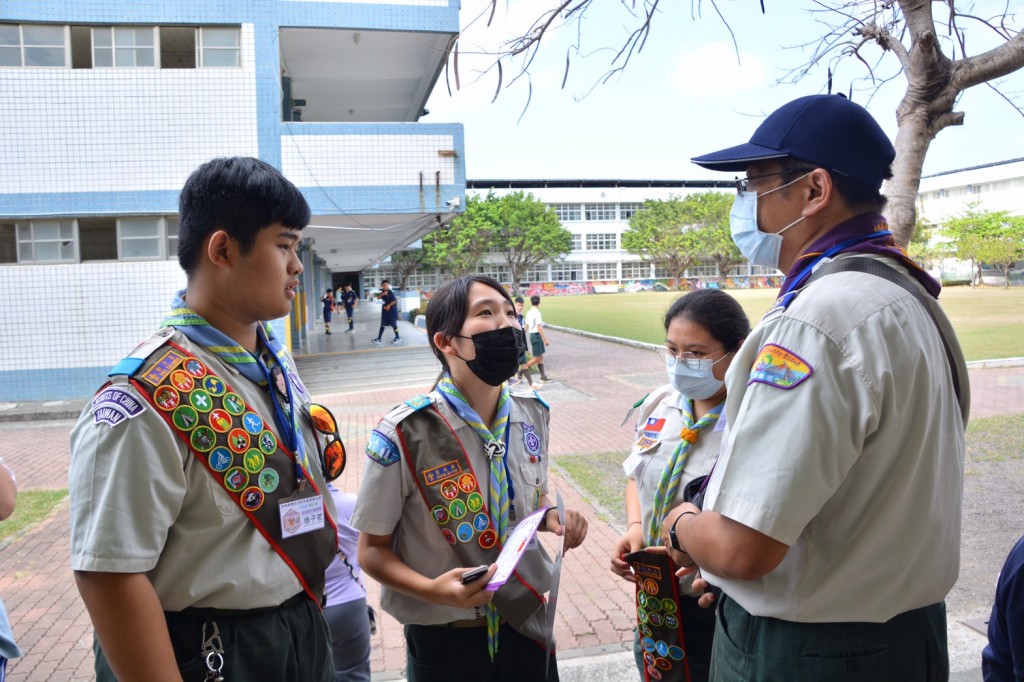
[423,460,462,486]
[91,387,147,427]
[749,344,813,390]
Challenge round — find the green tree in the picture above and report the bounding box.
[389,249,427,290]
[689,192,741,284]
[622,197,705,291]
[492,191,572,292]
[422,195,498,276]
[944,204,1024,288]
[906,217,949,273]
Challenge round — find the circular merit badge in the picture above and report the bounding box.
[442,528,457,545]
[258,468,280,493]
[243,449,265,473]
[473,512,489,532]
[189,389,212,413]
[432,505,449,525]
[647,666,663,681]
[637,592,648,607]
[664,615,679,629]
[457,473,477,493]
[661,599,677,615]
[637,607,649,624]
[208,409,232,433]
[223,467,248,493]
[466,492,484,512]
[258,430,277,455]
[184,357,207,379]
[478,528,497,549]
[655,656,671,671]
[667,645,685,662]
[222,393,245,416]
[648,613,664,627]
[440,480,458,500]
[172,405,199,431]
[202,375,225,396]
[242,412,264,435]
[153,385,180,411]
[449,499,467,520]
[643,652,656,666]
[643,578,659,595]
[190,426,216,453]
[640,637,656,653]
[646,597,662,612]
[456,522,474,543]
[170,370,194,392]
[639,624,653,639]
[227,428,250,454]
[655,641,669,657]
[209,447,233,472]
[240,486,264,511]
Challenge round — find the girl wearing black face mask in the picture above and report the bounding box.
[352,275,589,682]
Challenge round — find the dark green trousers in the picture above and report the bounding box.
[405,621,558,682]
[711,595,948,682]
[94,595,333,682]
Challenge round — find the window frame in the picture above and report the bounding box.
[0,24,69,68]
[198,26,241,68]
[92,26,158,69]
[16,220,77,264]
[585,233,618,251]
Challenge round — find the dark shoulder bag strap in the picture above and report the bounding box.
[806,257,965,416]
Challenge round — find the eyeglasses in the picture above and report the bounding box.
[657,346,724,370]
[735,168,815,195]
[307,403,346,482]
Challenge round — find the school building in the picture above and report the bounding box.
[0,0,465,401]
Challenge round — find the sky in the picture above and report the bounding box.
[423,1,1024,182]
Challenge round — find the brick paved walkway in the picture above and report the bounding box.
[0,328,1020,680]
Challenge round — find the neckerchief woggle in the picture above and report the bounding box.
[436,373,512,660]
[162,290,310,481]
[773,214,941,313]
[647,398,723,547]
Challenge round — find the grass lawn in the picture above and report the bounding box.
[0,489,67,546]
[540,286,1024,361]
[558,413,1023,529]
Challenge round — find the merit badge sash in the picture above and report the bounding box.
[397,404,549,642]
[625,550,691,682]
[128,342,337,605]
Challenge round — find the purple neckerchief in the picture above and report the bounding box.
[782,213,941,300]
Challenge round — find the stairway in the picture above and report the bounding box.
[293,346,442,395]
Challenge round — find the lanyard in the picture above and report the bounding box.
[256,350,307,483]
[775,231,892,311]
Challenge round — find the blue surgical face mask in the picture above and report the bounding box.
[730,173,811,270]
[665,355,730,400]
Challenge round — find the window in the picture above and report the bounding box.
[584,203,616,221]
[93,27,155,68]
[78,218,118,261]
[17,221,75,263]
[937,189,949,199]
[0,224,15,264]
[687,261,718,278]
[570,234,582,252]
[0,24,67,67]
[549,263,581,281]
[550,204,581,222]
[523,264,548,283]
[120,218,163,259]
[477,263,510,283]
[200,27,240,67]
[966,184,983,194]
[586,262,618,281]
[620,203,644,220]
[585,233,617,250]
[621,261,650,279]
[160,27,196,69]
[166,216,179,260]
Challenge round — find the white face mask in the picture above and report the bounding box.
[665,354,730,400]
[729,172,811,270]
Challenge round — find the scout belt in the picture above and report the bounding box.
[125,341,337,605]
[625,549,691,682]
[397,405,548,640]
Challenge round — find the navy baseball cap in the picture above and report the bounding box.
[691,95,895,189]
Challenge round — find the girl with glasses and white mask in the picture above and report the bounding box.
[610,289,749,682]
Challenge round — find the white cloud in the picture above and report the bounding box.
[671,42,769,99]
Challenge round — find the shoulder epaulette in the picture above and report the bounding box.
[403,395,433,412]
[108,328,175,377]
[531,391,550,410]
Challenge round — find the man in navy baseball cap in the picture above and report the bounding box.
[661,94,969,681]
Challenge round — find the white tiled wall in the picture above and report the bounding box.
[280,133,457,186]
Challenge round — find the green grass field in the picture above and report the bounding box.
[540,287,1024,361]
[0,489,67,546]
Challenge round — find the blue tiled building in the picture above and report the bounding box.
[0,0,465,400]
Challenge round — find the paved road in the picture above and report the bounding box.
[0,328,1020,680]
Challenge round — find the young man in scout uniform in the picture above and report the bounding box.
[70,157,339,682]
[662,95,970,680]
[371,280,400,345]
[341,283,358,332]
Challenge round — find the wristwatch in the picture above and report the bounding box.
[668,512,694,552]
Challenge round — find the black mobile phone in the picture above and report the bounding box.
[460,565,489,584]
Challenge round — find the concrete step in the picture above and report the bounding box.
[294,347,441,394]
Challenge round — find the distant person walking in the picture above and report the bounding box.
[341,284,358,333]
[513,297,534,387]
[523,295,550,383]
[372,280,400,345]
[322,288,336,335]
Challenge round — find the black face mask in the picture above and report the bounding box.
[454,326,526,387]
